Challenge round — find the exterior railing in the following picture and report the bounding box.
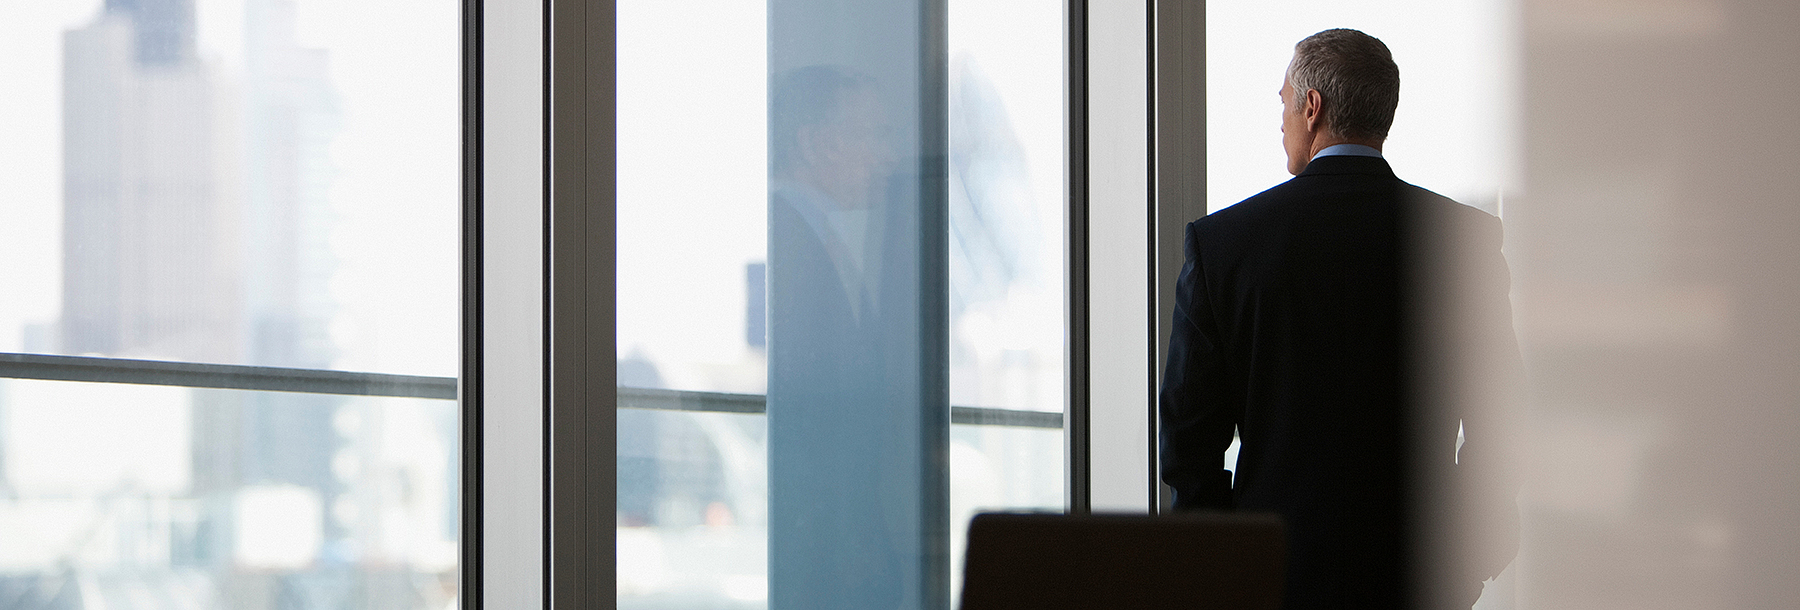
[0,352,1062,429]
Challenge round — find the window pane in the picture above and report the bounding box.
[615,0,768,603]
[616,409,767,607]
[1206,1,1513,214]
[0,379,458,608]
[617,0,1065,607]
[1,0,460,376]
[946,0,1067,596]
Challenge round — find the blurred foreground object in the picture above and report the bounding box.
[958,512,1284,610]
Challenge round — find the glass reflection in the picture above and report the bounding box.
[765,52,947,607]
[615,0,1065,607]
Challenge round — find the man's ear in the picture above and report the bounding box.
[1304,89,1325,133]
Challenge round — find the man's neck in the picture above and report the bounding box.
[1308,135,1383,158]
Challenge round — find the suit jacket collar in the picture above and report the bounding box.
[1297,154,1396,179]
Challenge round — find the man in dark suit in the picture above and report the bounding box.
[767,65,944,609]
[1159,29,1519,609]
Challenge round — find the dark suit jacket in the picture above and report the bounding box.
[1159,155,1516,609]
[767,176,942,608]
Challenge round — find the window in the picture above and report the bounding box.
[0,0,462,607]
[1205,1,1514,215]
[614,0,1067,607]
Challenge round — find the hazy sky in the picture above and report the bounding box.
[1208,0,1517,213]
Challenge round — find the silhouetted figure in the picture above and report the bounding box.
[1159,29,1520,610]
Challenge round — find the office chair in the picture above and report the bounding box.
[959,512,1285,610]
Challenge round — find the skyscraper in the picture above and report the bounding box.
[240,0,339,369]
[61,2,353,605]
[62,0,239,363]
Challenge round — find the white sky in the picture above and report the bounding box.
[615,0,769,390]
[0,1,99,354]
[1207,0,1517,213]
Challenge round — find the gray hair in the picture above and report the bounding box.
[1286,29,1400,141]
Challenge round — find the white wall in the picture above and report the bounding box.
[1512,0,1800,607]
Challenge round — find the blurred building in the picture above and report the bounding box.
[62,0,239,363]
[239,0,339,371]
[52,1,388,608]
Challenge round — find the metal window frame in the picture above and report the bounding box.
[0,352,456,398]
[535,0,1130,601]
[0,0,504,603]
[1148,0,1206,514]
[617,386,1065,429]
[1077,0,1155,514]
[1068,0,1208,518]
[461,0,486,603]
[1066,0,1092,516]
[546,0,615,608]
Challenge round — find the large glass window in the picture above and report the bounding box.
[0,0,460,607]
[615,0,1065,607]
[1203,2,1516,606]
[1206,0,1514,215]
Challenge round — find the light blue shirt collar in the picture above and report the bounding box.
[1310,143,1384,161]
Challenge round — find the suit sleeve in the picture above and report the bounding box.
[1417,203,1524,583]
[1159,222,1239,511]
[1453,211,1526,581]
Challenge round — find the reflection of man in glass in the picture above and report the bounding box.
[767,65,919,608]
[770,66,889,325]
[1158,29,1518,609]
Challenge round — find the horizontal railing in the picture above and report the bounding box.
[617,386,1064,429]
[0,353,1064,429]
[0,352,458,399]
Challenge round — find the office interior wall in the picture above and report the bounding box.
[1510,0,1800,607]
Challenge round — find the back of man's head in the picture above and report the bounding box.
[1288,29,1400,142]
[771,65,876,177]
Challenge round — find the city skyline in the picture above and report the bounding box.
[0,1,462,607]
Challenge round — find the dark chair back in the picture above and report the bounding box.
[959,512,1285,610]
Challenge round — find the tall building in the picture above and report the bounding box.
[241,0,339,369]
[62,0,240,363]
[61,2,355,606]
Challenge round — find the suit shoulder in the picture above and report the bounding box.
[1192,177,1307,235]
[1400,183,1505,251]
[1401,183,1494,218]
